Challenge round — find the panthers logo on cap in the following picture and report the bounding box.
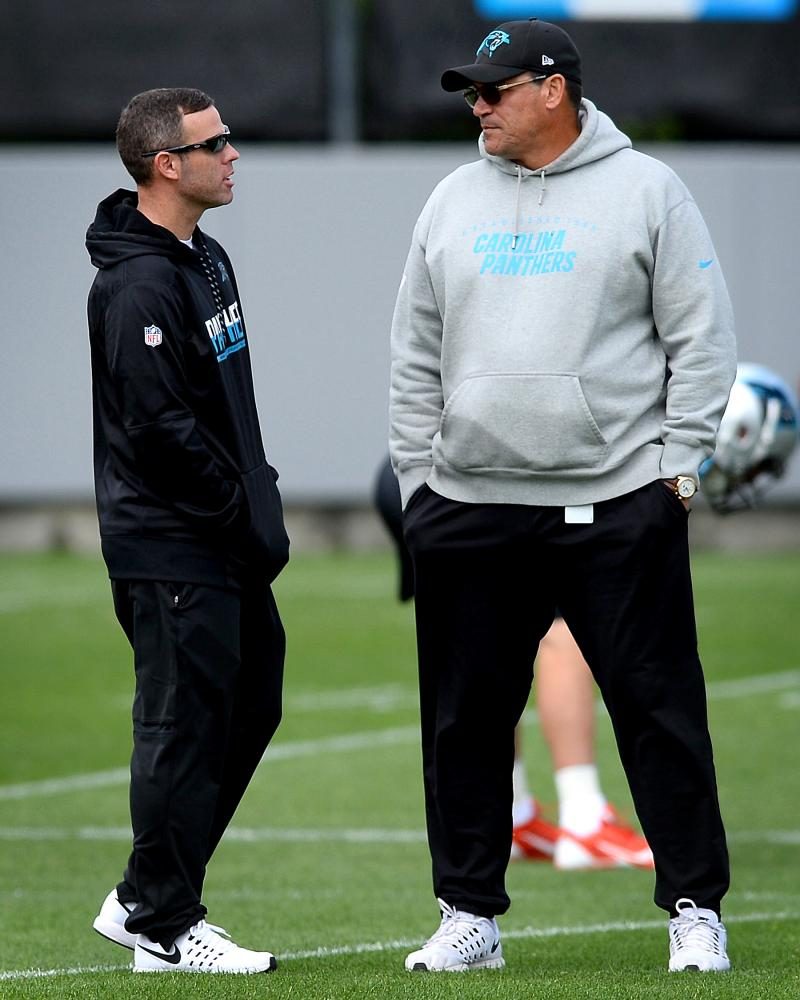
[476,29,510,58]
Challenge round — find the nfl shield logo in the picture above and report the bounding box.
[144,325,163,347]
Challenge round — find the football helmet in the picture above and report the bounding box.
[700,363,799,513]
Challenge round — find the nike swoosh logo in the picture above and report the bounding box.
[698,259,714,269]
[138,942,182,965]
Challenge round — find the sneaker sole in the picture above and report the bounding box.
[669,957,730,973]
[133,956,278,974]
[406,956,505,973]
[669,963,731,972]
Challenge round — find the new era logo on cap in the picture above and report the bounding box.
[441,17,582,92]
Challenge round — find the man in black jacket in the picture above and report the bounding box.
[87,88,288,974]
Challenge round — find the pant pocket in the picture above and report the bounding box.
[130,581,183,729]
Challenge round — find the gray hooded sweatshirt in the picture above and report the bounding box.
[389,100,737,509]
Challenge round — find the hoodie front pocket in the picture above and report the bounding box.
[238,462,290,581]
[436,372,608,474]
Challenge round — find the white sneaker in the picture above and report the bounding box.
[134,920,277,974]
[405,899,504,972]
[668,897,730,972]
[93,889,137,950]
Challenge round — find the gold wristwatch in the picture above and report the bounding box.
[672,476,698,500]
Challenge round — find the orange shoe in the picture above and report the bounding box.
[511,804,560,861]
[554,805,654,870]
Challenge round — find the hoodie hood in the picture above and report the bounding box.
[86,188,188,270]
[478,98,631,178]
[478,99,632,245]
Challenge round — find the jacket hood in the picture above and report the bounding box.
[478,99,631,244]
[478,98,631,178]
[86,188,188,270]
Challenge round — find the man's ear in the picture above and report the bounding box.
[542,74,567,110]
[151,151,181,181]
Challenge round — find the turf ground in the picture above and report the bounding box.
[0,547,798,999]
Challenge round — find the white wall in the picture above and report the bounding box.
[2,143,799,503]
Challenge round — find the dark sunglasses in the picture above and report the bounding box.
[463,75,547,109]
[142,126,231,158]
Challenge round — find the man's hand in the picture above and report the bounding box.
[662,478,693,511]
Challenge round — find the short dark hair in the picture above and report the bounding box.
[116,88,214,185]
[564,78,583,113]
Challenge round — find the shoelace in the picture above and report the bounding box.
[670,899,725,955]
[187,919,237,955]
[425,900,490,954]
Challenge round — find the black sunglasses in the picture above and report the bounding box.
[142,126,231,158]
[463,75,547,109]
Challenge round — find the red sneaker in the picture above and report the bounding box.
[511,804,560,861]
[554,804,654,870]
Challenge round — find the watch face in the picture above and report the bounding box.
[677,478,697,499]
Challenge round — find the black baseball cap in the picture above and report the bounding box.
[441,18,582,92]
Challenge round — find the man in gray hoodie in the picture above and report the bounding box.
[390,18,736,975]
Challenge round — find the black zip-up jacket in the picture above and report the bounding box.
[86,189,289,587]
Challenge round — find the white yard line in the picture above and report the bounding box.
[0,963,131,981]
[0,825,426,844]
[265,725,418,760]
[0,768,131,801]
[0,668,797,802]
[706,669,800,699]
[1,909,797,981]
[0,727,419,801]
[285,684,415,712]
[0,590,108,614]
[0,576,386,614]
[0,825,796,846]
[280,908,800,961]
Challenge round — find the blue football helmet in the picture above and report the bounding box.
[700,363,799,513]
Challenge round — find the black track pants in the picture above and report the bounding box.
[403,481,729,918]
[110,578,285,946]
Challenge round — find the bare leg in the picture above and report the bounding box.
[511,619,600,858]
[512,618,596,821]
[536,618,596,771]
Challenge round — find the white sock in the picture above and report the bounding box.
[555,764,607,836]
[512,761,536,825]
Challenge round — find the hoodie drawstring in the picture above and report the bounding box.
[511,166,523,250]
[512,166,548,250]
[197,236,225,313]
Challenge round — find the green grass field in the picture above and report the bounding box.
[1,548,799,999]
